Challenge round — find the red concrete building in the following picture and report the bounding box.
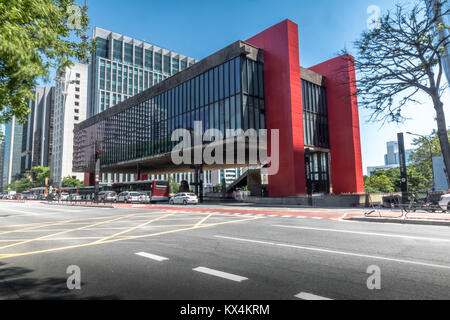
[76,19,364,197]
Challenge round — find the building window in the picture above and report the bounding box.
[163,54,171,76]
[75,102,79,106]
[74,116,79,121]
[75,87,80,92]
[135,46,143,68]
[113,39,123,62]
[75,109,79,113]
[145,49,153,70]
[172,57,179,74]
[76,73,81,78]
[154,52,162,73]
[124,43,133,65]
[75,94,80,99]
[95,37,108,58]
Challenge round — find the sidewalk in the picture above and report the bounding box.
[345,210,450,226]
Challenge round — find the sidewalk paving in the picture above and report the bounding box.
[345,210,450,226]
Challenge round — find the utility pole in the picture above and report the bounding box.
[398,133,408,204]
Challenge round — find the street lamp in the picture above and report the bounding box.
[406,132,435,192]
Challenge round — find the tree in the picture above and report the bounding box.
[61,176,83,187]
[0,0,93,125]
[364,174,395,193]
[168,176,180,194]
[7,177,33,193]
[27,166,50,187]
[346,0,450,185]
[368,165,432,192]
[409,129,450,163]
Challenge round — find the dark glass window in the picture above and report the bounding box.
[135,47,143,68]
[113,40,122,62]
[124,43,133,65]
[181,60,187,71]
[145,50,153,70]
[154,52,162,73]
[163,54,171,75]
[301,79,329,148]
[172,57,179,74]
[96,37,109,58]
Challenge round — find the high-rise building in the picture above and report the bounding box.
[2,117,23,188]
[21,87,55,171]
[51,63,89,187]
[87,27,198,118]
[367,140,413,176]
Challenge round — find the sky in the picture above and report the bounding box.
[67,0,449,174]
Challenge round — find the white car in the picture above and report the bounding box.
[60,192,70,201]
[69,193,82,201]
[439,194,450,211]
[117,191,141,203]
[169,193,198,205]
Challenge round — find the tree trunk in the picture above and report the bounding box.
[433,97,450,187]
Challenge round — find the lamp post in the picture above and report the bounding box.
[406,132,435,192]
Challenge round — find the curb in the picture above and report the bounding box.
[346,216,450,226]
[39,202,114,209]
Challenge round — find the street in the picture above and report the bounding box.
[1,201,450,300]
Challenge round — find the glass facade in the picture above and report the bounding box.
[301,79,330,193]
[301,79,329,148]
[91,32,197,118]
[74,56,265,172]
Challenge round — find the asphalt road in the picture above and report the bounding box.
[1,201,450,300]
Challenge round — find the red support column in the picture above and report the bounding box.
[309,55,364,194]
[246,19,307,197]
[84,173,95,187]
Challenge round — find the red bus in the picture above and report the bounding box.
[112,180,170,203]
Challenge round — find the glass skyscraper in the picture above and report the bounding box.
[88,27,198,118]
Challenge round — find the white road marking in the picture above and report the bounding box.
[296,216,307,219]
[295,292,332,300]
[272,225,450,243]
[214,235,450,270]
[269,215,278,217]
[282,215,293,218]
[193,266,248,282]
[311,217,323,220]
[135,252,169,262]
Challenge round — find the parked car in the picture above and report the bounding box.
[169,193,198,205]
[439,194,450,212]
[99,191,118,202]
[138,192,151,203]
[117,191,141,203]
[22,193,35,200]
[60,192,70,201]
[69,193,82,201]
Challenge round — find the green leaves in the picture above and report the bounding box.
[61,176,83,187]
[0,0,94,124]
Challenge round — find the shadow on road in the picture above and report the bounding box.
[0,262,119,300]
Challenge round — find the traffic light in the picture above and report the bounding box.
[95,149,101,160]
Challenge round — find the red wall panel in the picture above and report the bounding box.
[246,19,307,197]
[309,55,364,194]
[84,172,95,187]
